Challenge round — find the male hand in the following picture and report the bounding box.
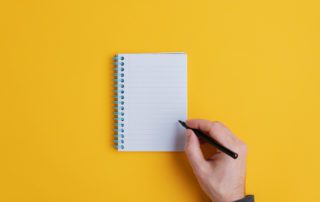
[184,119,247,202]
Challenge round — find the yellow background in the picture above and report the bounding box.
[0,0,319,201]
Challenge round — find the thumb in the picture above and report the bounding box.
[184,129,206,169]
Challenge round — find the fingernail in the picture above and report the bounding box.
[186,129,192,138]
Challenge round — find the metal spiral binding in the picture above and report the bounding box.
[113,54,125,150]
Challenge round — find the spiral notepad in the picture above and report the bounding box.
[113,53,187,151]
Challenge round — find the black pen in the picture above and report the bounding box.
[178,120,238,159]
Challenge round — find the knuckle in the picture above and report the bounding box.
[211,121,223,130]
[238,141,247,155]
[210,121,227,135]
[212,121,222,127]
[185,145,195,157]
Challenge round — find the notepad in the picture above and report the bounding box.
[113,53,187,151]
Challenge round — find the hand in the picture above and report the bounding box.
[184,119,247,202]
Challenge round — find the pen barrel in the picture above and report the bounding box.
[193,129,238,159]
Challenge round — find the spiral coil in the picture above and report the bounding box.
[113,55,125,150]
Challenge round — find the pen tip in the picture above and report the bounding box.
[178,120,187,128]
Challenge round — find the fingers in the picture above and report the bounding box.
[186,119,214,134]
[184,129,206,169]
[186,119,240,151]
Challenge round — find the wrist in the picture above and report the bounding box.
[210,190,245,202]
[224,192,245,202]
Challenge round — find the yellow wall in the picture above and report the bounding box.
[1,0,319,201]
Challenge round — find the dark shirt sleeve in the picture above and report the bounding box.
[233,195,254,202]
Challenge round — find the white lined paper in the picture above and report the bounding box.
[118,53,187,151]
